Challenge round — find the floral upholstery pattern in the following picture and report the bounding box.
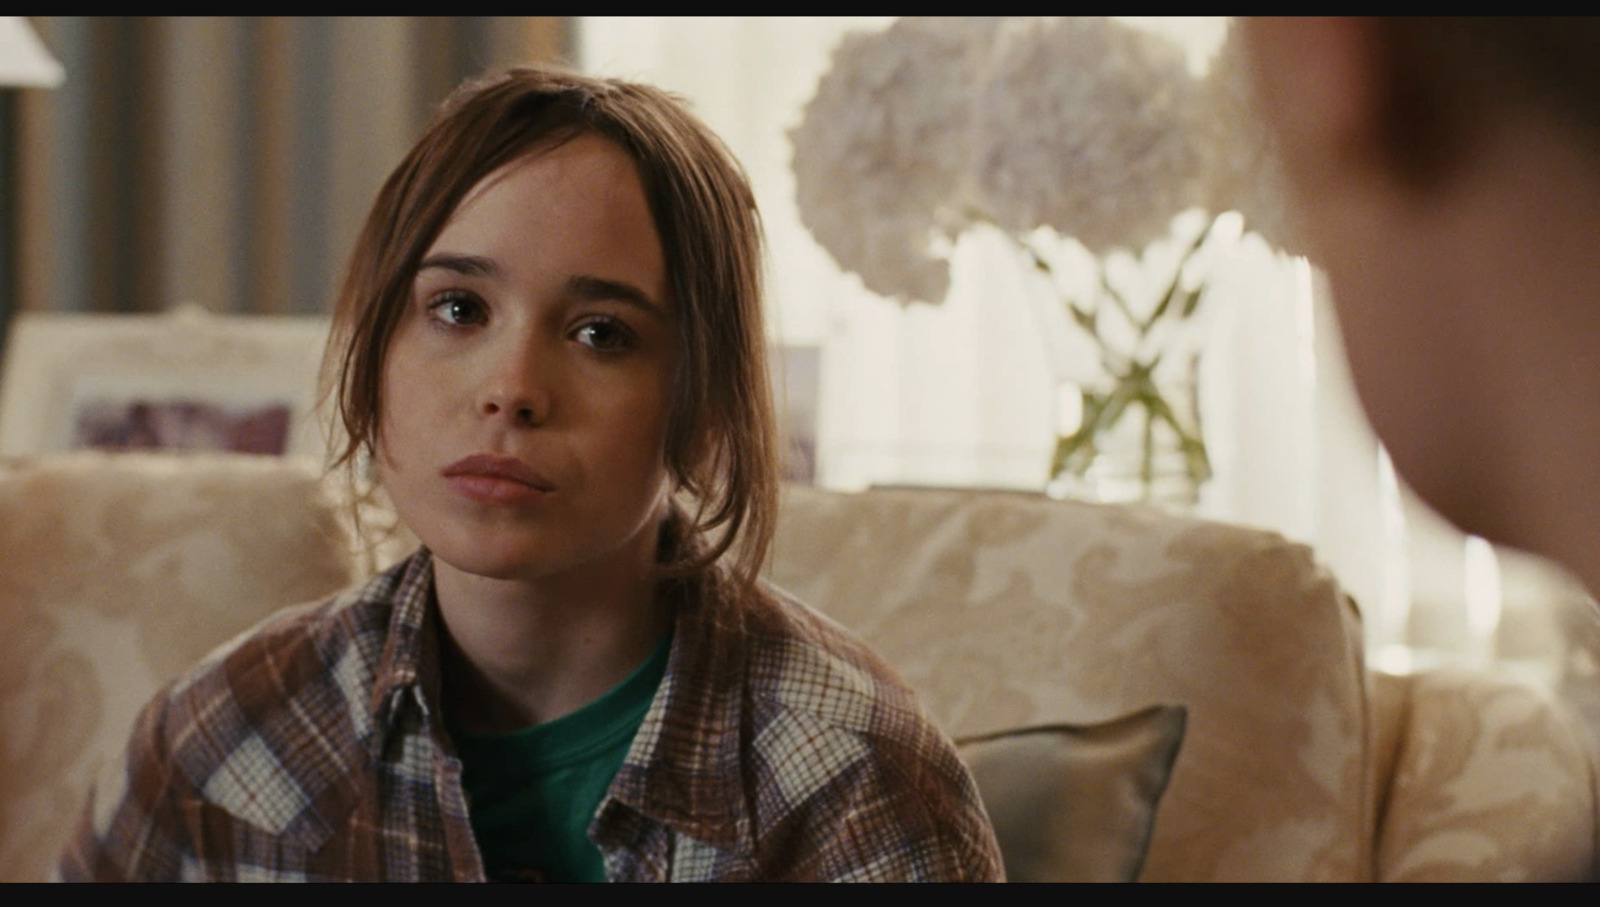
[770,484,1600,881]
[768,485,1370,880]
[0,454,367,882]
[1370,669,1596,881]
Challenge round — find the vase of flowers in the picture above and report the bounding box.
[1017,211,1241,506]
[790,17,1293,505]
[1049,353,1206,505]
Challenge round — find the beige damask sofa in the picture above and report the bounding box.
[1,452,1595,881]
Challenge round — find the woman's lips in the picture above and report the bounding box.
[441,454,555,504]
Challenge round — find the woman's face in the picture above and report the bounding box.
[375,133,678,587]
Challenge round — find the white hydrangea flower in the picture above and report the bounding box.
[792,17,1260,305]
[972,17,1209,257]
[790,17,1001,305]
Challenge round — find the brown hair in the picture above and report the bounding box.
[322,66,777,592]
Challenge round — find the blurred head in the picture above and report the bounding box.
[1241,18,1600,550]
[324,66,777,590]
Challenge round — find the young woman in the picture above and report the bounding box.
[60,67,1001,882]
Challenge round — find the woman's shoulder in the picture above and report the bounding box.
[148,555,419,794]
[715,581,1003,881]
[168,558,406,704]
[737,581,926,729]
[60,558,426,880]
[729,581,975,788]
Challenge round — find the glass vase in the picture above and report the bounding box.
[1044,351,1209,507]
[1015,212,1235,509]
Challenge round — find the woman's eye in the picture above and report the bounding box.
[574,319,636,352]
[428,292,487,326]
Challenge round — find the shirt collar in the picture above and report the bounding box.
[364,550,757,853]
[368,550,443,739]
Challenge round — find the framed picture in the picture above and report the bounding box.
[0,308,331,459]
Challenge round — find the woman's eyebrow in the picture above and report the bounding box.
[414,256,664,316]
[417,253,497,277]
[566,274,665,316]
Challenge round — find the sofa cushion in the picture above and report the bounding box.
[0,453,367,882]
[958,704,1186,882]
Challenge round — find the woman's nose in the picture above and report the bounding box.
[478,340,552,426]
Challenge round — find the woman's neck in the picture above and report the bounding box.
[431,537,670,732]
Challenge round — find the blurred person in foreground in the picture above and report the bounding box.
[1242,18,1600,600]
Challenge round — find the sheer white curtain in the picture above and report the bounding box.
[576,16,1583,680]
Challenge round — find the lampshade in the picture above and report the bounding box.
[0,17,63,88]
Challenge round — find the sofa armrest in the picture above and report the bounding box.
[1370,668,1597,881]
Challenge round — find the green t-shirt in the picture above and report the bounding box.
[449,634,671,883]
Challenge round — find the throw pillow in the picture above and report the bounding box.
[957,703,1186,882]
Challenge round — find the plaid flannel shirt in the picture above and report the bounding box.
[59,550,1002,882]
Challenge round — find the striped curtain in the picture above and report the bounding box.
[12,17,568,318]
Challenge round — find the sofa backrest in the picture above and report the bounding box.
[767,484,1371,881]
[0,454,1372,881]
